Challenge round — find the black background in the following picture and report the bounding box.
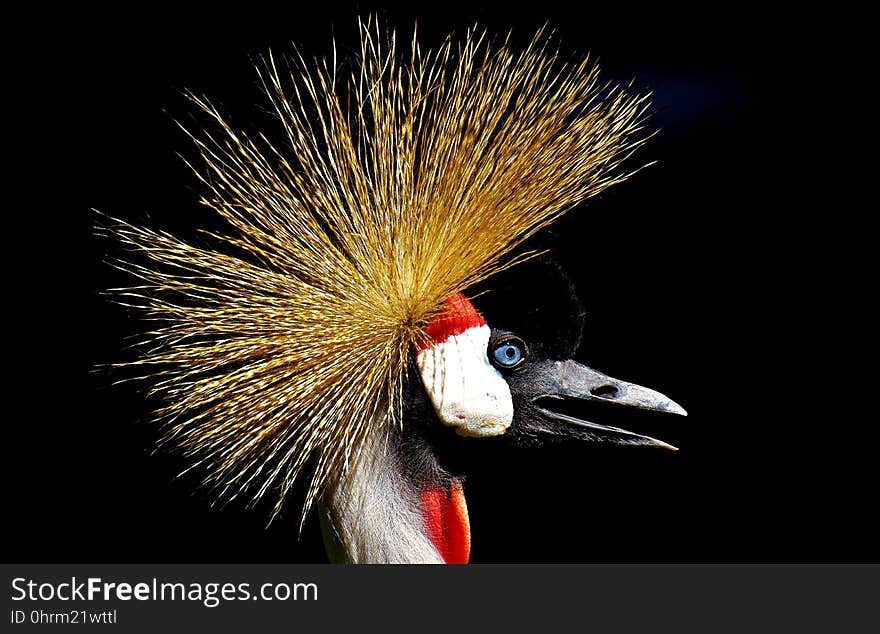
[7,2,868,563]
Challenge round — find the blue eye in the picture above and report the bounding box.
[491,338,526,369]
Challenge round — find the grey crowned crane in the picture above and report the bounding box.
[105,22,686,564]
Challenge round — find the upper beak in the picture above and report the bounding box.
[528,359,687,450]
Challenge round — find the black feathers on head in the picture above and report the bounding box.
[472,255,585,362]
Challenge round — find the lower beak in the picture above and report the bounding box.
[531,359,687,450]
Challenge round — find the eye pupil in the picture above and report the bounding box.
[505,346,516,358]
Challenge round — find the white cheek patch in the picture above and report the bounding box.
[416,324,514,437]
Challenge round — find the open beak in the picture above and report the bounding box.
[526,359,686,450]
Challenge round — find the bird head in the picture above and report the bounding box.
[414,258,685,452]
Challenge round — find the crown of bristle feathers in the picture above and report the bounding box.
[104,20,652,523]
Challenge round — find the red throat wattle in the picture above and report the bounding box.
[419,480,471,564]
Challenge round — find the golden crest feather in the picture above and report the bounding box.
[104,20,652,521]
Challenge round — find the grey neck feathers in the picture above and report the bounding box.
[319,426,443,564]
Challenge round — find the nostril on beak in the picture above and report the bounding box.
[590,384,620,399]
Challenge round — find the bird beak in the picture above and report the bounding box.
[526,359,686,450]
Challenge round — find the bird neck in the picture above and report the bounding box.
[319,425,470,564]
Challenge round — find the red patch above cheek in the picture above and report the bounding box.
[418,293,486,352]
[419,479,471,564]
